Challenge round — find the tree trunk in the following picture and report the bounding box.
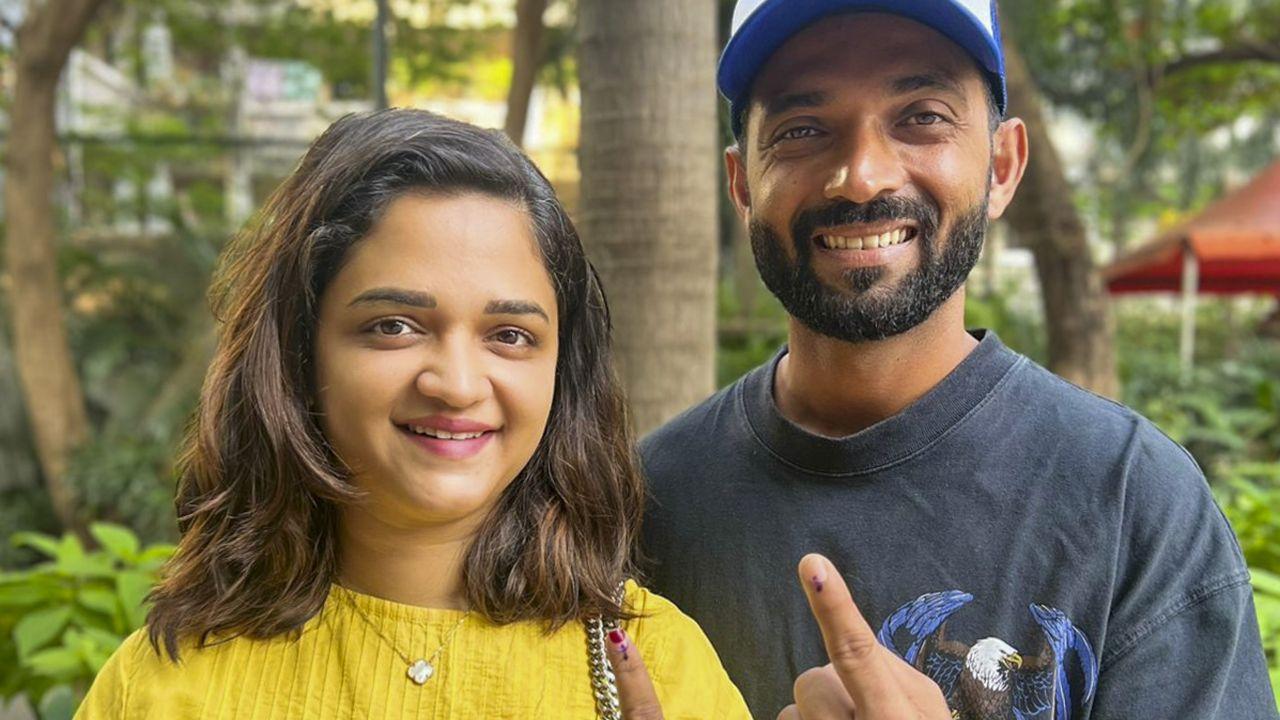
[503,0,548,146]
[4,0,108,535]
[578,0,719,434]
[1000,31,1119,398]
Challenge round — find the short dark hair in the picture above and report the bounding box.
[149,109,641,659]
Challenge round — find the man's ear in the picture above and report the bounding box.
[726,145,752,223]
[987,118,1029,220]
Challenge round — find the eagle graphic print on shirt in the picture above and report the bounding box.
[877,591,1099,720]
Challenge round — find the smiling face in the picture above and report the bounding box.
[727,13,1025,342]
[314,192,559,530]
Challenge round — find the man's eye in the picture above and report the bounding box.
[908,112,947,126]
[493,328,535,347]
[778,126,821,141]
[372,319,413,336]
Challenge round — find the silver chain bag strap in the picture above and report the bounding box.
[585,581,628,720]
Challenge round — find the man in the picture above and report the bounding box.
[638,1,1279,718]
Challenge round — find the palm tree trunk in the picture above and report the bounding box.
[1000,28,1119,398]
[4,0,108,535]
[578,0,720,433]
[503,0,549,146]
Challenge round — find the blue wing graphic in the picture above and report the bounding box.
[876,590,973,665]
[1025,604,1098,719]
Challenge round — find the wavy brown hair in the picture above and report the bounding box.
[148,109,642,659]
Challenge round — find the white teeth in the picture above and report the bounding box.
[820,229,913,250]
[408,426,485,440]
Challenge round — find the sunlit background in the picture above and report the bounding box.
[0,1,1277,717]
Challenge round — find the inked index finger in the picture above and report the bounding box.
[797,553,909,715]
[605,627,665,720]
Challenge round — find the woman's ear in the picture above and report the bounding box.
[987,118,1029,221]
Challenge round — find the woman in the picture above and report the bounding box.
[77,109,750,719]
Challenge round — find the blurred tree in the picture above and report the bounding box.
[996,0,1280,397]
[4,0,109,538]
[1001,26,1120,397]
[578,0,719,434]
[503,0,549,145]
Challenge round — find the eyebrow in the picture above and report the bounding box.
[890,72,965,98]
[485,299,550,323]
[761,90,830,122]
[348,287,437,309]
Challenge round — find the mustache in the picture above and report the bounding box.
[791,196,940,246]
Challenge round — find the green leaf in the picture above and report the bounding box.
[116,571,155,629]
[1253,568,1280,597]
[138,544,177,566]
[10,532,62,559]
[13,606,73,659]
[90,523,140,562]
[0,580,54,608]
[78,587,121,619]
[24,646,84,680]
[79,626,124,652]
[55,550,116,580]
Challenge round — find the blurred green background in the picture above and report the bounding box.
[0,0,1278,717]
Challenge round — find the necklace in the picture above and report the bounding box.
[339,587,472,685]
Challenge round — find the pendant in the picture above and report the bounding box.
[407,659,434,685]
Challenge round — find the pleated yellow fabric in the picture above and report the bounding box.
[75,582,751,719]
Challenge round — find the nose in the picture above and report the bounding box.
[414,335,490,409]
[824,125,907,205]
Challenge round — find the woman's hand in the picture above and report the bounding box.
[606,625,666,719]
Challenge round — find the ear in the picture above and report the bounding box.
[726,145,752,224]
[987,118,1029,220]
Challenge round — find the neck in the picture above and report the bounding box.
[337,506,475,610]
[776,291,977,438]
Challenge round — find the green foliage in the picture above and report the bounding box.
[0,525,173,717]
[1250,568,1280,707]
[963,285,1047,364]
[1222,470,1280,705]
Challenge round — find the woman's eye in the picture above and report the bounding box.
[372,319,413,336]
[493,328,535,347]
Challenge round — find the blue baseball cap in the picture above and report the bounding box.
[719,0,1008,136]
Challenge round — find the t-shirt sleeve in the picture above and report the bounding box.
[624,582,752,720]
[1092,423,1278,719]
[1092,580,1278,719]
[75,629,147,719]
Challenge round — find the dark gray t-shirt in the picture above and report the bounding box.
[639,331,1277,719]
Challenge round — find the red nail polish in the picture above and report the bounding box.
[608,629,625,645]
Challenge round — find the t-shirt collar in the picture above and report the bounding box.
[740,330,1023,476]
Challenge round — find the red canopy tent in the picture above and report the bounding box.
[1105,159,1280,296]
[1103,159,1280,375]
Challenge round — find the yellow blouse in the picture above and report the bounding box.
[75,582,750,719]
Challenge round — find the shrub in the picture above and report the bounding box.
[0,524,173,719]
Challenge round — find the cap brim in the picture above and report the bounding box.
[719,0,1005,114]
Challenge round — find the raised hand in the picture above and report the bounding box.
[605,626,666,720]
[777,554,953,720]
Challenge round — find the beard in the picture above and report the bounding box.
[750,190,989,343]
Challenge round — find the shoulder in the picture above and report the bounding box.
[994,358,1206,482]
[1005,358,1144,440]
[639,381,738,455]
[622,581,751,719]
[623,580,703,653]
[75,629,158,719]
[638,370,753,481]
